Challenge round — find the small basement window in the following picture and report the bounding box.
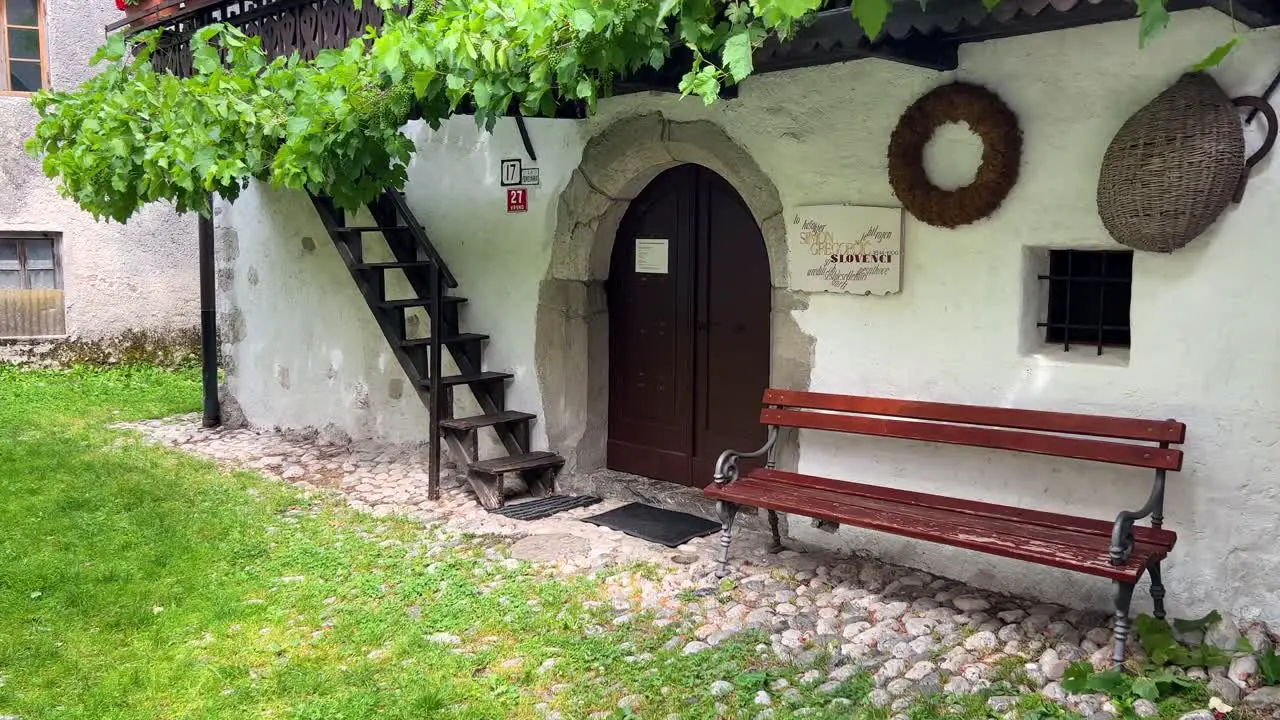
[0,232,65,337]
[1037,249,1132,356]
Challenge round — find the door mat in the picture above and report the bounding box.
[582,502,721,548]
[489,495,601,521]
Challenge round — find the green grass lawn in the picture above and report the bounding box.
[0,366,879,719]
[0,366,1215,720]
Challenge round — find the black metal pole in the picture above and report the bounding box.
[427,266,442,501]
[513,112,537,162]
[198,205,221,428]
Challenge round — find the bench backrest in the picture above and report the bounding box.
[761,389,1185,472]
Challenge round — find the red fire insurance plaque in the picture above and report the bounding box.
[506,187,528,213]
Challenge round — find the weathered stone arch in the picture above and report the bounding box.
[535,112,812,474]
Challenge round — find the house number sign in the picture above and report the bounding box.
[502,158,538,213]
[786,205,903,295]
[500,158,540,186]
[506,188,528,213]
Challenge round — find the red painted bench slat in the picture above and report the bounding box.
[706,476,1171,582]
[750,468,1178,548]
[739,477,1168,561]
[760,408,1183,472]
[763,389,1186,444]
[740,473,1172,555]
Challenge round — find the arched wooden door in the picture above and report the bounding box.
[606,164,771,488]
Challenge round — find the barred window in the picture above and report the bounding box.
[1037,250,1133,356]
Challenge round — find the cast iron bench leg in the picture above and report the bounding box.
[1148,560,1167,620]
[716,501,739,578]
[768,509,785,553]
[1112,580,1136,669]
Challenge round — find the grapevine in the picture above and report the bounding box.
[28,0,1185,223]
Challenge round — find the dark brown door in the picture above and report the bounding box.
[606,164,771,487]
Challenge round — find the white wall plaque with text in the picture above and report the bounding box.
[787,205,903,295]
[635,238,669,274]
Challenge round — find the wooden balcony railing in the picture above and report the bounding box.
[109,0,404,76]
[108,0,230,33]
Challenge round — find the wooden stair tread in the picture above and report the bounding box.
[400,333,488,347]
[336,225,412,232]
[434,371,513,388]
[353,261,436,270]
[378,296,467,309]
[441,411,536,431]
[471,451,564,475]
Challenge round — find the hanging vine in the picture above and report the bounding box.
[27,0,1197,223]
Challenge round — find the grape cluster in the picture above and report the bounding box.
[546,46,565,71]
[408,0,445,23]
[349,88,392,132]
[388,84,415,122]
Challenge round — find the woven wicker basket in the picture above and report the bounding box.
[1097,73,1275,253]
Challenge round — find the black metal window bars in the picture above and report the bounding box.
[1038,249,1133,356]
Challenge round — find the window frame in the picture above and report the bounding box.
[0,232,63,290]
[0,0,49,96]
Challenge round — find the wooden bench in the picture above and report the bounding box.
[704,388,1185,669]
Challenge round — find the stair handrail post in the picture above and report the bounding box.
[427,263,444,501]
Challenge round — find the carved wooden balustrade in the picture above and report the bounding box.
[112,0,406,77]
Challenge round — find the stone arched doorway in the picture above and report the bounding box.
[534,113,812,477]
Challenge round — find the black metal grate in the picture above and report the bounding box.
[1037,250,1133,356]
[488,495,601,521]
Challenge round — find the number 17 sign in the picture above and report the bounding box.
[506,187,528,213]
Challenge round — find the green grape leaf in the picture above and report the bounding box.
[192,44,220,74]
[1136,0,1170,48]
[571,9,595,33]
[1190,36,1241,72]
[722,29,754,82]
[851,0,892,38]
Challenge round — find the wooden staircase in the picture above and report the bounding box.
[308,189,564,508]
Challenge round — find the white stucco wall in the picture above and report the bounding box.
[222,9,1280,623]
[214,120,575,443]
[0,0,197,341]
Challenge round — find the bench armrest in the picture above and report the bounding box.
[713,426,779,485]
[1109,469,1167,566]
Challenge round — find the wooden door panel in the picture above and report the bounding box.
[692,172,772,486]
[607,166,696,484]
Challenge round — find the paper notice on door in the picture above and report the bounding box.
[635,238,669,274]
